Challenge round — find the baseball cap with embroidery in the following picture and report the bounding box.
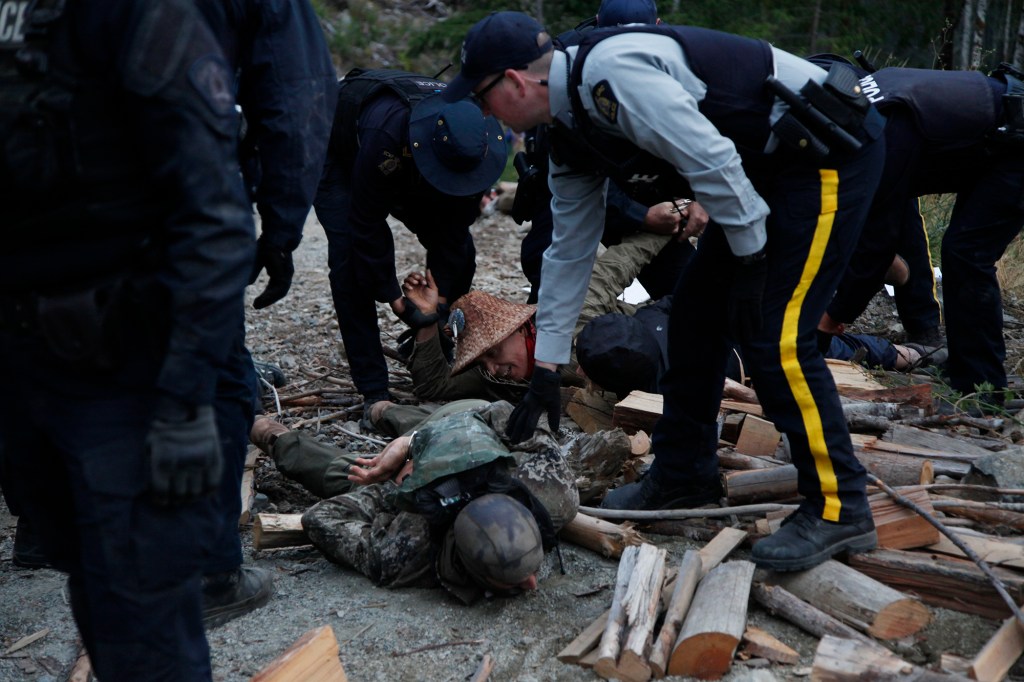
[597,0,658,26]
[443,12,553,103]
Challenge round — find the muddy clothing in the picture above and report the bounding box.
[300,402,578,601]
[407,231,669,403]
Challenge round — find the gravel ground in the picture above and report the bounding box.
[0,209,1017,681]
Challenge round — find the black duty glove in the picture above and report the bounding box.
[727,249,768,344]
[249,236,295,309]
[146,399,223,506]
[506,366,562,444]
[396,296,440,329]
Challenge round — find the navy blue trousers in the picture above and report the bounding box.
[0,328,218,681]
[653,138,885,523]
[314,157,476,399]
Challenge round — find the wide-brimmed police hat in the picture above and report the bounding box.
[408,95,506,196]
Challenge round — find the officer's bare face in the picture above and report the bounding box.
[479,327,531,381]
[473,70,547,133]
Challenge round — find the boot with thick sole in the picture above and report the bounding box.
[202,566,274,628]
[751,508,876,572]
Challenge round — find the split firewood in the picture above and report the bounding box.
[557,611,610,665]
[253,513,308,551]
[855,449,935,487]
[251,625,348,682]
[661,527,747,610]
[764,559,931,640]
[595,543,667,682]
[723,377,758,404]
[558,512,645,560]
[649,551,702,679]
[812,634,970,681]
[848,549,1024,620]
[931,495,1024,531]
[734,415,781,457]
[239,449,259,526]
[629,431,651,456]
[719,413,746,444]
[722,465,798,504]
[595,545,639,679]
[739,626,799,665]
[927,532,1024,570]
[969,612,1024,682]
[869,487,940,550]
[838,382,933,409]
[826,358,887,391]
[668,561,755,680]
[940,653,972,676]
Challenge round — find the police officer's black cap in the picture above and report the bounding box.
[597,0,658,27]
[444,12,552,103]
[409,95,507,196]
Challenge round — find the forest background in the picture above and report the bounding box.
[311,0,1024,272]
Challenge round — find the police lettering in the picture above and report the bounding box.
[0,0,28,46]
[414,79,446,89]
[627,173,659,184]
[859,74,884,104]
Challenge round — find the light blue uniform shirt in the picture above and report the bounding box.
[535,32,827,365]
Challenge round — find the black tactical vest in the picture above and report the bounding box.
[551,24,776,187]
[862,67,1000,149]
[328,68,446,160]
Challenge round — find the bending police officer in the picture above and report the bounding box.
[445,12,885,571]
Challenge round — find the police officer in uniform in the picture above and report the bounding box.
[194,0,337,627]
[822,64,1024,403]
[314,73,506,417]
[446,12,885,571]
[0,0,254,678]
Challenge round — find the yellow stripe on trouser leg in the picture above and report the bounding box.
[780,168,842,521]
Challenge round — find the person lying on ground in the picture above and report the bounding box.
[252,402,578,603]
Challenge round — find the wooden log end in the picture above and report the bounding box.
[867,598,932,640]
[617,651,654,682]
[594,656,618,680]
[668,633,739,680]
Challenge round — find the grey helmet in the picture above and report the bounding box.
[453,493,543,589]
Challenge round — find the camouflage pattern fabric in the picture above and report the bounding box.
[300,401,579,591]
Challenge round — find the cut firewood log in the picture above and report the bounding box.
[567,388,616,434]
[969,612,1024,682]
[888,424,994,458]
[668,561,756,680]
[240,448,260,526]
[717,449,786,471]
[251,626,347,682]
[940,653,972,676]
[855,449,935,487]
[931,495,1024,532]
[595,543,667,682]
[559,512,645,560]
[839,382,933,409]
[734,415,781,457]
[629,431,651,456]
[848,548,1024,620]
[739,626,799,665]
[827,358,887,391]
[720,414,746,444]
[869,487,941,550]
[750,583,879,649]
[764,559,931,640]
[723,377,759,404]
[253,513,309,551]
[812,634,969,682]
[927,531,1024,570]
[649,550,702,679]
[595,546,639,678]
[722,465,798,504]
[661,527,748,611]
[612,391,769,435]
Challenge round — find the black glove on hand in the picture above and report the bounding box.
[506,366,562,444]
[727,249,769,344]
[146,399,223,506]
[396,296,440,329]
[249,236,295,309]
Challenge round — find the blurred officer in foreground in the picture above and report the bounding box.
[314,71,506,419]
[195,0,337,627]
[446,12,885,571]
[0,0,254,677]
[821,63,1024,405]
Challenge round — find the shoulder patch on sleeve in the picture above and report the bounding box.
[592,80,619,124]
[188,55,235,117]
[378,149,401,175]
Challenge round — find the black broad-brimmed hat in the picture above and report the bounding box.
[409,95,507,196]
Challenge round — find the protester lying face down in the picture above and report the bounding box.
[301,402,578,603]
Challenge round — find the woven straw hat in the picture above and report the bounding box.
[449,291,536,375]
